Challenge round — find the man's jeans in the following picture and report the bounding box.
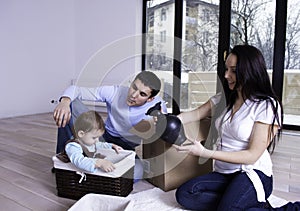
[56,98,89,154]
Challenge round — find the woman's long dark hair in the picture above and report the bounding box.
[216,45,283,153]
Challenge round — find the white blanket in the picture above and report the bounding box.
[68,180,289,211]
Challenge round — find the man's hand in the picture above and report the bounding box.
[53,97,71,127]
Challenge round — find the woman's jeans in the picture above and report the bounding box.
[175,170,273,211]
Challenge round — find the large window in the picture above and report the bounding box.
[230,0,276,69]
[143,0,300,129]
[183,0,219,110]
[283,0,300,126]
[144,0,219,112]
[144,0,175,112]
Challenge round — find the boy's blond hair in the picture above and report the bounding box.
[72,110,105,138]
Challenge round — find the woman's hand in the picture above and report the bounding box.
[173,139,213,158]
[53,97,71,127]
[95,159,115,172]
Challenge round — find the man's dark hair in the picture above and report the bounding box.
[134,71,161,98]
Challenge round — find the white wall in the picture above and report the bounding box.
[73,0,143,87]
[0,0,142,118]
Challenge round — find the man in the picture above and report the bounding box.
[53,71,167,153]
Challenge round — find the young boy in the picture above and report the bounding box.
[57,110,122,173]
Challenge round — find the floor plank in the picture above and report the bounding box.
[271,131,300,202]
[0,113,76,210]
[0,194,31,211]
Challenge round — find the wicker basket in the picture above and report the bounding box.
[54,167,133,200]
[52,150,135,200]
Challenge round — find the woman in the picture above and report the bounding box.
[174,45,299,210]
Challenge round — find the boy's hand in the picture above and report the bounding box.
[112,144,123,154]
[95,159,115,172]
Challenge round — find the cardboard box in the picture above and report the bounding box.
[142,118,212,191]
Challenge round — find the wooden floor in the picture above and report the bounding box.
[0,113,76,210]
[0,113,299,210]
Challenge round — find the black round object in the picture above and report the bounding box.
[146,102,187,145]
[159,114,186,145]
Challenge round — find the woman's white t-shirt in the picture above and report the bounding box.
[210,93,281,202]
